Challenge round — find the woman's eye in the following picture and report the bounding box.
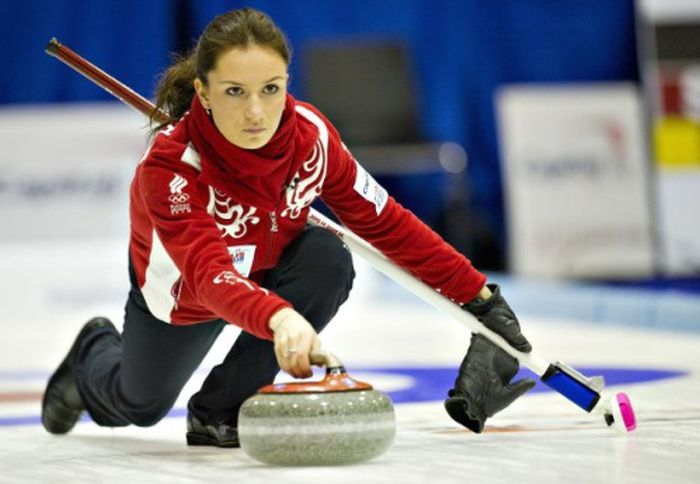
[263,84,279,94]
[226,86,243,96]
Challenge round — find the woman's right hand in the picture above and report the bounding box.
[268,307,321,378]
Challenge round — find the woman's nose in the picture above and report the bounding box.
[244,96,264,121]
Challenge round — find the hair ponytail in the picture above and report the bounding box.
[150,53,197,130]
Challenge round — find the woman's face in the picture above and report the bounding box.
[194,45,288,149]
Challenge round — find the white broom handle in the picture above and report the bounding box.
[307,208,551,376]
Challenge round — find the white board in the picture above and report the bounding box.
[496,84,655,278]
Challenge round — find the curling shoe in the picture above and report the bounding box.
[186,413,240,448]
[41,317,117,434]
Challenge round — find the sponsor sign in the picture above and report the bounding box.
[497,84,654,278]
[0,104,146,242]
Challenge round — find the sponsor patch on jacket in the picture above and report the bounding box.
[353,161,388,215]
[227,245,256,277]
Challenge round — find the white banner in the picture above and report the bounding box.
[0,104,148,242]
[496,84,654,278]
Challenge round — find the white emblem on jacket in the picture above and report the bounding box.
[281,138,328,219]
[353,159,388,215]
[227,245,256,277]
[206,187,260,238]
[213,270,269,295]
[168,174,191,214]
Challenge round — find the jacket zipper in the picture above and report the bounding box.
[265,211,279,266]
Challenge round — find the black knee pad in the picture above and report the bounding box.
[126,403,173,427]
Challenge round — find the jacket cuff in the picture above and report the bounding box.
[457,267,488,304]
[249,298,294,341]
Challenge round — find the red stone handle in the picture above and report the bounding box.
[258,351,373,393]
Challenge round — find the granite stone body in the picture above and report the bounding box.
[238,389,396,466]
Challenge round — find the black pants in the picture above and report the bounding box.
[74,227,355,427]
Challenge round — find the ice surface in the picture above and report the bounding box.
[1,241,698,483]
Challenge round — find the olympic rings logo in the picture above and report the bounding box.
[168,193,190,204]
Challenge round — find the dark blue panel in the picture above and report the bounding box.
[462,0,639,244]
[1,0,639,263]
[1,0,177,104]
[182,1,638,248]
[184,0,426,99]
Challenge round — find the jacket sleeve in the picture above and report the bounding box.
[136,160,290,340]
[320,137,486,304]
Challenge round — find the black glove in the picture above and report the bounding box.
[444,334,536,433]
[462,284,532,353]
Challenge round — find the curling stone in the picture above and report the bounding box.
[238,351,395,466]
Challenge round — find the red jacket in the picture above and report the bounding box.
[129,97,486,341]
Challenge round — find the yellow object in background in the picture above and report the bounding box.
[654,117,700,168]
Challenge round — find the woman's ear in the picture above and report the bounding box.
[193,78,211,110]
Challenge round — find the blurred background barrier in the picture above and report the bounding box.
[0,105,145,242]
[638,0,700,275]
[1,0,699,286]
[497,84,654,279]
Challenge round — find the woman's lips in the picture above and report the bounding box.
[244,127,265,134]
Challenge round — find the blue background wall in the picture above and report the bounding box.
[1,0,638,268]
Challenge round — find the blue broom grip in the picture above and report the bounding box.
[541,364,600,412]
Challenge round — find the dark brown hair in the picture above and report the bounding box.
[151,8,291,128]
